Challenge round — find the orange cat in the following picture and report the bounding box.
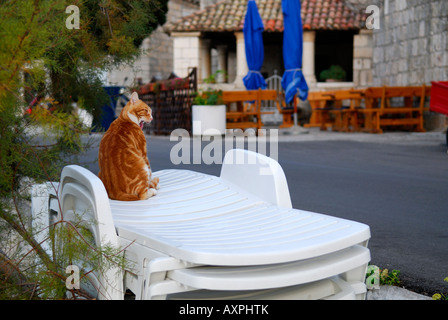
[98,92,159,201]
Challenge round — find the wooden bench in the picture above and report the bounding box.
[222,90,260,130]
[222,89,278,131]
[360,85,430,133]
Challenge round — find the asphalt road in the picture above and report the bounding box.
[79,130,448,296]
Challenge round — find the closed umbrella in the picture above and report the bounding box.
[281,0,309,128]
[243,0,267,90]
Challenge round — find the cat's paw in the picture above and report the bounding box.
[150,177,160,190]
[148,188,158,197]
[139,188,157,200]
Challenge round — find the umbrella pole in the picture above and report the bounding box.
[283,93,308,135]
[293,95,298,127]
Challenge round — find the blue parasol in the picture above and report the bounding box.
[243,0,267,90]
[281,0,308,104]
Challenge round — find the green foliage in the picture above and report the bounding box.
[379,268,401,286]
[193,89,223,106]
[0,0,167,299]
[192,70,225,105]
[365,265,401,290]
[0,0,168,115]
[319,65,346,81]
[432,277,448,300]
[37,210,131,299]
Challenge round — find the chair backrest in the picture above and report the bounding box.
[383,86,424,98]
[266,73,283,92]
[221,90,259,103]
[364,87,384,98]
[365,85,427,110]
[59,165,117,246]
[258,89,278,100]
[222,90,261,114]
[58,165,123,300]
[220,149,292,209]
[258,89,281,111]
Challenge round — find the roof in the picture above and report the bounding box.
[183,0,200,5]
[165,0,367,33]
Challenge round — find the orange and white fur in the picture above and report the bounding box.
[98,92,159,201]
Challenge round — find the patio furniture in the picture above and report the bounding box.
[429,81,448,116]
[222,90,261,130]
[265,72,290,127]
[360,85,430,134]
[330,89,365,132]
[222,89,280,131]
[429,81,448,146]
[32,149,371,300]
[306,91,342,131]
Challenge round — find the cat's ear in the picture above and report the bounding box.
[130,92,139,105]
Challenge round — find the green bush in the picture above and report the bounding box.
[319,65,346,81]
[192,70,226,105]
[0,0,168,299]
[432,277,448,300]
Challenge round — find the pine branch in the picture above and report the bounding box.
[0,248,38,299]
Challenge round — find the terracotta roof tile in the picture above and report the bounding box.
[165,0,367,33]
[183,0,200,5]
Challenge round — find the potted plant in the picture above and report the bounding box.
[319,65,346,82]
[191,70,226,136]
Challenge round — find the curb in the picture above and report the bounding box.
[366,286,432,300]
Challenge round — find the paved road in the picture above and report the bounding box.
[80,128,448,295]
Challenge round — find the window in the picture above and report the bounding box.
[315,30,356,82]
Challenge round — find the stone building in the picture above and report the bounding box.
[105,0,200,86]
[163,0,447,92]
[369,0,448,87]
[106,0,448,93]
[369,0,448,130]
[164,0,369,91]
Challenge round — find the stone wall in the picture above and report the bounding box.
[353,29,373,88]
[172,33,201,79]
[106,0,199,86]
[372,0,448,86]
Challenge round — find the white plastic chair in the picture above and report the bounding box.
[32,149,370,300]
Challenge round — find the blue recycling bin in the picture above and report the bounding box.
[92,86,123,131]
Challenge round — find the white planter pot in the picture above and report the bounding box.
[192,104,226,136]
